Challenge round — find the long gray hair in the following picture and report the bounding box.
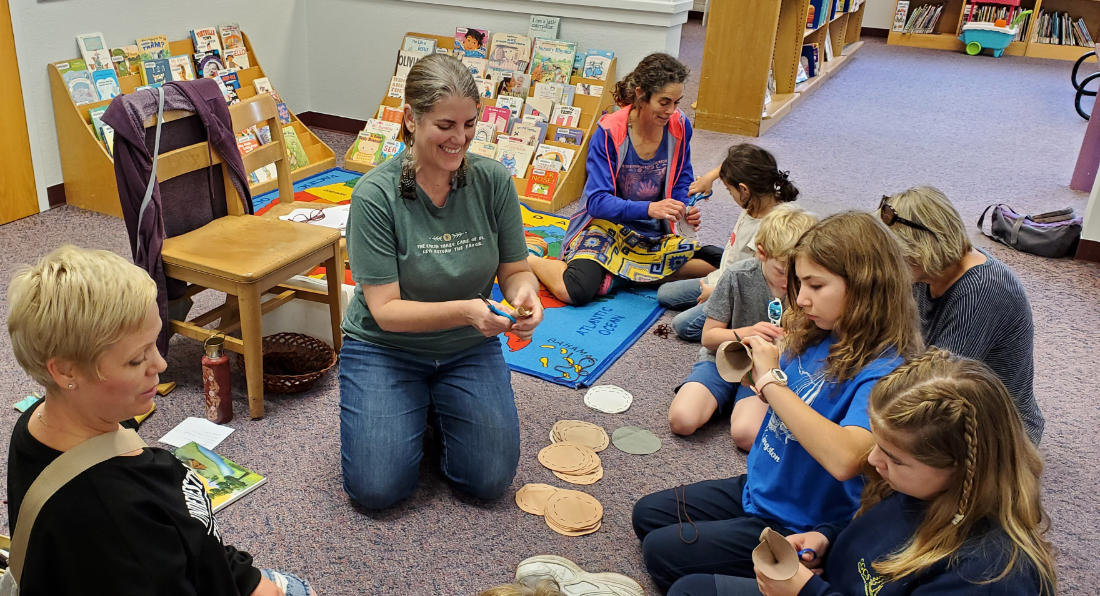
[403,53,480,148]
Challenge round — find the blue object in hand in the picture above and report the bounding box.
[687,191,713,207]
[478,293,516,323]
[768,298,783,326]
[798,548,817,562]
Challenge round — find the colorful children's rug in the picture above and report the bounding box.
[496,206,665,388]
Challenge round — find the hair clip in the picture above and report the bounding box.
[951,513,965,526]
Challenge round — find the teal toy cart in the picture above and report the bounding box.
[959,10,1031,57]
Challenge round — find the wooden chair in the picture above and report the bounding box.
[155,93,344,419]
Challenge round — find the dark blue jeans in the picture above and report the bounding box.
[338,336,520,509]
[632,475,792,592]
[668,573,761,596]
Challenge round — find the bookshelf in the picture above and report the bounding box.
[694,0,866,137]
[344,32,616,213]
[48,33,335,218]
[888,0,1100,61]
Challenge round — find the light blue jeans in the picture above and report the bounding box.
[260,569,316,596]
[338,336,520,509]
[658,279,707,342]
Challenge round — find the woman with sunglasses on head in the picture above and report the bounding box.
[878,186,1043,444]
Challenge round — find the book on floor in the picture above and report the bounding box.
[173,442,266,513]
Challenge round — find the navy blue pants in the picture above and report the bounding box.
[631,475,793,592]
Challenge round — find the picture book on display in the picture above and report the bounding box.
[141,59,171,87]
[76,32,113,71]
[531,156,562,172]
[58,59,97,105]
[377,105,404,124]
[88,106,108,140]
[495,95,525,120]
[276,102,292,125]
[92,69,121,100]
[191,27,222,53]
[467,140,497,159]
[194,50,224,78]
[363,118,401,142]
[529,15,560,40]
[529,39,576,84]
[475,78,496,99]
[525,167,559,201]
[553,127,584,145]
[474,121,496,143]
[582,50,614,81]
[495,138,534,178]
[403,35,437,55]
[551,104,581,127]
[480,105,512,134]
[387,75,406,99]
[282,126,310,170]
[534,143,576,171]
[497,71,531,98]
[223,47,250,71]
[575,82,603,97]
[455,27,489,58]
[488,32,531,73]
[173,442,266,513]
[136,35,170,60]
[348,132,387,165]
[219,24,244,50]
[462,56,488,78]
[110,45,142,77]
[395,50,423,79]
[523,97,554,122]
[219,71,241,91]
[168,55,196,81]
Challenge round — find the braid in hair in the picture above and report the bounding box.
[953,398,979,526]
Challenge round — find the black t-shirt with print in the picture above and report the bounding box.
[6,401,261,595]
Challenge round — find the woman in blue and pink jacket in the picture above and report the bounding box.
[527,53,720,306]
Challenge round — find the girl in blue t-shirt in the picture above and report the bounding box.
[632,212,923,591]
[669,349,1056,596]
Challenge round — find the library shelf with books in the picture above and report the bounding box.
[344,32,616,213]
[49,32,334,218]
[694,0,866,137]
[888,0,1099,61]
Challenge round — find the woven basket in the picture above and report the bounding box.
[236,332,337,394]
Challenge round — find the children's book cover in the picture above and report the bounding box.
[528,15,560,40]
[194,50,224,78]
[553,127,584,146]
[191,27,222,53]
[479,105,512,134]
[136,35,171,61]
[533,81,565,103]
[219,23,244,50]
[363,118,401,142]
[488,32,531,74]
[523,97,554,123]
[461,56,488,79]
[582,50,614,81]
[219,71,241,91]
[255,123,272,145]
[282,126,310,170]
[99,124,115,157]
[535,143,576,171]
[140,59,170,88]
[92,69,121,101]
[510,121,542,147]
[236,127,261,155]
[402,35,437,55]
[168,55,196,81]
[495,95,525,121]
[348,131,387,165]
[76,32,113,71]
[525,167,559,200]
[494,138,534,178]
[529,39,576,84]
[276,102,292,125]
[475,78,496,99]
[380,139,405,163]
[223,47,250,71]
[110,45,143,77]
[395,50,424,79]
[173,442,266,513]
[88,106,108,141]
[455,27,489,58]
[575,82,603,97]
[377,105,404,125]
[550,104,581,127]
[496,71,531,99]
[531,156,563,172]
[474,120,496,143]
[467,140,497,159]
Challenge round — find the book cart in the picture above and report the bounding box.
[694,0,865,137]
[344,32,617,212]
[888,0,1100,61]
[48,33,335,218]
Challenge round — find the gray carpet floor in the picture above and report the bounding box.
[2,22,1098,595]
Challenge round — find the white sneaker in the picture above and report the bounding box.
[514,555,645,596]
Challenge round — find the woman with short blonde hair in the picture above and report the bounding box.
[879,186,1044,443]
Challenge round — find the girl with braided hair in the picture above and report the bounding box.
[633,212,923,591]
[668,348,1056,595]
[660,143,800,343]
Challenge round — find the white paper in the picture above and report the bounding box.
[278,205,350,232]
[158,417,234,449]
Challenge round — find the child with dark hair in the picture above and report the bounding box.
[659,143,800,342]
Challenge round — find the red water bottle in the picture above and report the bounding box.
[201,335,233,424]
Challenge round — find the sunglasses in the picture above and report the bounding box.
[879,196,937,236]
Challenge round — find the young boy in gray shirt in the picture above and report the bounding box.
[667,206,817,449]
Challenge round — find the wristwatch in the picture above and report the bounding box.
[755,368,788,395]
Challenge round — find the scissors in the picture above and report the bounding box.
[478,293,516,323]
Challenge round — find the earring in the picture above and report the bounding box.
[400,149,417,201]
[67,383,74,389]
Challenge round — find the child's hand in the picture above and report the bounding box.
[696,281,714,304]
[755,564,814,596]
[786,531,829,570]
[742,321,784,342]
[688,177,713,196]
[742,335,781,382]
[648,198,686,222]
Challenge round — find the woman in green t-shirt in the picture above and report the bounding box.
[339,54,543,509]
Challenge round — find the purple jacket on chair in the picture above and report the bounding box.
[102,79,252,354]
